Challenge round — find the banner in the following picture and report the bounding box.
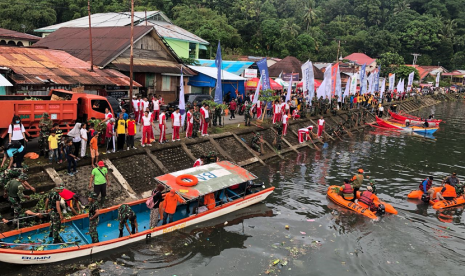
[331,63,339,96]
[252,74,261,105]
[362,71,368,94]
[256,58,270,90]
[335,66,342,101]
[283,73,299,81]
[359,64,366,94]
[214,41,222,104]
[301,60,314,101]
[380,78,386,99]
[367,72,374,94]
[435,72,440,88]
[388,73,395,91]
[397,79,402,92]
[407,71,414,92]
[285,73,293,102]
[344,76,350,101]
[244,69,257,78]
[324,64,332,97]
[316,78,326,98]
[374,66,381,91]
[350,73,358,95]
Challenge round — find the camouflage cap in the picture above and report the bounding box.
[42,112,49,117]
[18,174,28,180]
[55,185,64,190]
[255,132,261,136]
[88,192,98,199]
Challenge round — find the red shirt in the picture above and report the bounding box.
[229,101,237,111]
[187,111,193,124]
[127,120,136,135]
[105,123,114,138]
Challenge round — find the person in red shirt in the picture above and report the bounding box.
[255,99,262,119]
[186,106,194,138]
[292,109,300,120]
[158,109,167,144]
[126,114,137,150]
[317,116,325,138]
[139,110,154,147]
[171,107,182,141]
[229,99,237,120]
[193,156,205,167]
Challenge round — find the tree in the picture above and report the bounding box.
[378,52,405,77]
[394,65,420,81]
[394,0,411,14]
[303,0,317,31]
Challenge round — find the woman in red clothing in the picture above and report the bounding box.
[229,99,237,120]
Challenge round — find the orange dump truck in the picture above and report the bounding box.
[0,89,114,141]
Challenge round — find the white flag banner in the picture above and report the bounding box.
[435,72,440,88]
[397,79,402,93]
[301,60,314,102]
[380,78,386,99]
[350,73,358,95]
[285,73,293,102]
[407,71,414,92]
[388,73,395,91]
[367,73,374,94]
[344,77,351,101]
[324,64,332,97]
[362,71,368,94]
[335,66,342,101]
[252,75,261,105]
[317,78,326,98]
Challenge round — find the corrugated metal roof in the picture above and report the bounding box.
[33,26,154,67]
[0,28,41,42]
[188,66,246,81]
[141,20,209,45]
[196,59,253,75]
[343,53,376,65]
[268,56,324,79]
[111,57,195,75]
[0,46,140,86]
[34,11,170,32]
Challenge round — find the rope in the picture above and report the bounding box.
[0,213,49,224]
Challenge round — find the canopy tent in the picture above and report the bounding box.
[274,78,288,87]
[187,66,246,99]
[155,161,257,201]
[297,79,322,89]
[245,77,283,90]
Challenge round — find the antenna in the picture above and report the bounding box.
[411,53,421,66]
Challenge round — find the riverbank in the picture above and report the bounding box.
[0,95,457,220]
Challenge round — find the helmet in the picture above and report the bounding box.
[43,112,49,117]
[88,192,98,200]
[358,169,364,173]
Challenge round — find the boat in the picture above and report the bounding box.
[0,161,275,264]
[407,188,465,209]
[389,110,442,127]
[375,116,438,134]
[355,191,398,215]
[327,186,397,220]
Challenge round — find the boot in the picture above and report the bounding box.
[100,197,105,208]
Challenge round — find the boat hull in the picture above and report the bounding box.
[376,116,438,134]
[327,186,378,220]
[432,196,465,209]
[0,188,275,264]
[389,110,442,125]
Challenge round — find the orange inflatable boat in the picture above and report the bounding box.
[327,186,378,220]
[355,191,398,215]
[407,187,465,209]
[407,187,442,199]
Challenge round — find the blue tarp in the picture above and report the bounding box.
[196,59,254,76]
[188,73,245,99]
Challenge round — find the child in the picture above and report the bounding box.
[48,131,59,164]
[90,132,99,168]
[126,114,137,150]
[64,139,78,176]
[52,123,63,163]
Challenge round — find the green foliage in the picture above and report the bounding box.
[179,57,200,66]
[394,65,420,81]
[378,52,405,77]
[201,100,227,111]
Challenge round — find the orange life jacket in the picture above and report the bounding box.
[204,193,216,210]
[163,192,183,214]
[358,191,375,209]
[442,184,457,198]
[342,184,354,200]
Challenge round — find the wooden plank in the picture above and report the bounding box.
[44,167,63,186]
[208,137,235,161]
[231,133,266,165]
[144,148,169,174]
[103,159,138,199]
[180,142,197,161]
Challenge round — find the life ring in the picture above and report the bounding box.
[176,174,199,187]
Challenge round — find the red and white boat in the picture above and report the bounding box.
[388,110,442,127]
[0,161,274,264]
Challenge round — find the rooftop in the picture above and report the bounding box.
[268,56,324,79]
[141,20,209,45]
[188,66,246,81]
[0,46,140,86]
[0,28,41,42]
[343,53,376,66]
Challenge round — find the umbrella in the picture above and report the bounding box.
[245,77,283,90]
[297,79,322,89]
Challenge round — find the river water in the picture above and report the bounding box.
[6,101,465,276]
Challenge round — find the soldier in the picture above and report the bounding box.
[344,95,350,110]
[323,96,330,114]
[331,96,338,115]
[0,168,22,189]
[118,204,138,238]
[88,192,100,243]
[45,185,63,243]
[244,102,252,126]
[250,132,263,155]
[3,174,35,223]
[38,112,53,156]
[318,96,324,114]
[212,104,223,126]
[346,110,354,128]
[205,151,219,164]
[192,105,201,138]
[311,95,318,116]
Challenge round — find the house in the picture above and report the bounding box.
[268,56,324,80]
[442,70,465,86]
[0,46,140,95]
[406,65,448,83]
[187,66,246,99]
[34,11,209,60]
[343,53,377,73]
[0,28,40,47]
[33,26,195,101]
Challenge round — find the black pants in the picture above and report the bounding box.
[127,135,135,148]
[117,134,125,150]
[230,110,235,119]
[67,157,77,173]
[353,187,360,202]
[94,183,107,198]
[73,141,81,157]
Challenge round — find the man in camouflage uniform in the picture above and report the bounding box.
[323,96,330,114]
[45,185,63,243]
[346,110,353,128]
[244,103,252,126]
[3,174,35,223]
[318,96,324,115]
[212,105,223,126]
[205,151,219,164]
[88,192,100,243]
[192,105,201,138]
[251,132,263,154]
[0,168,22,189]
[331,96,338,115]
[118,204,138,238]
[343,95,350,110]
[38,112,53,156]
[311,96,319,116]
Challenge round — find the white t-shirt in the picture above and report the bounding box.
[188,111,193,124]
[105,112,113,120]
[132,100,139,111]
[285,103,290,110]
[282,114,288,124]
[159,113,166,124]
[72,132,81,142]
[274,104,280,113]
[171,112,181,126]
[80,128,87,141]
[8,124,25,141]
[379,106,384,112]
[142,115,152,126]
[153,99,160,110]
[204,109,209,118]
[142,100,149,112]
[318,119,325,126]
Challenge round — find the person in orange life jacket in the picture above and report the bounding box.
[126,114,137,150]
[159,109,168,144]
[162,189,185,225]
[193,155,205,167]
[139,110,155,147]
[357,186,376,211]
[340,179,355,201]
[203,192,216,210]
[419,176,435,200]
[171,107,182,141]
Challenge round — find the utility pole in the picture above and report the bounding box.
[88,0,94,72]
[336,40,341,63]
[129,0,134,112]
[411,53,421,66]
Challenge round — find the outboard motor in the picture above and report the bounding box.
[376,204,386,216]
[421,193,430,203]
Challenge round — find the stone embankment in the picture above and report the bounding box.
[0,95,455,218]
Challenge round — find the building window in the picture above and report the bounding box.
[189,43,197,59]
[162,76,171,91]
